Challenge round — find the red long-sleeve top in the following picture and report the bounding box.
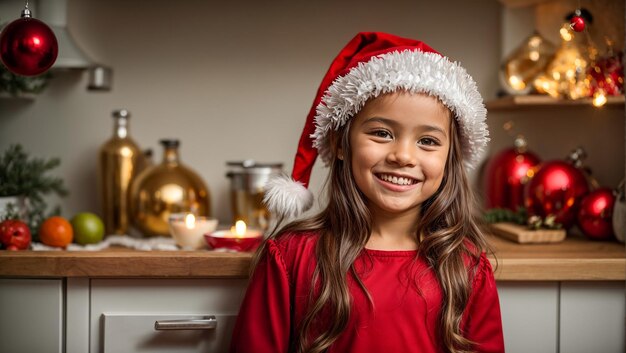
[231,232,505,353]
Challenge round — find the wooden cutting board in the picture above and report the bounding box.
[490,222,566,244]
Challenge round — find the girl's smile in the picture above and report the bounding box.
[345,91,451,218]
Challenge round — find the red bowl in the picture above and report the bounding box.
[204,230,262,252]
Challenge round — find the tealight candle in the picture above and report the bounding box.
[168,214,218,249]
[204,220,263,252]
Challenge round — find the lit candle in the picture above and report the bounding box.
[168,214,218,249]
[205,220,263,252]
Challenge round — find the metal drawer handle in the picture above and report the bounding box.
[154,315,217,330]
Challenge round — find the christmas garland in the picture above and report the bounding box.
[484,207,562,230]
[0,63,51,97]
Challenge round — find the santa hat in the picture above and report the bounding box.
[264,32,489,219]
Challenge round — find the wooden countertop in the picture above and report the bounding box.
[0,235,623,281]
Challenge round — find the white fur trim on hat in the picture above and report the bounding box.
[311,50,489,169]
[263,174,314,219]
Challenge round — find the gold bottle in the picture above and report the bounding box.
[99,109,143,235]
[129,139,211,236]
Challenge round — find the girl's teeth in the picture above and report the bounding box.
[380,174,414,185]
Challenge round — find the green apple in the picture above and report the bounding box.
[71,212,105,245]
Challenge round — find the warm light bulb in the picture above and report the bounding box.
[593,91,607,107]
[560,24,573,41]
[508,75,526,90]
[185,214,196,229]
[529,50,540,61]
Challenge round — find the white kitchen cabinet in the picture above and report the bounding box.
[1,276,624,352]
[559,282,625,353]
[0,279,63,353]
[88,278,248,353]
[498,282,559,353]
[498,281,626,353]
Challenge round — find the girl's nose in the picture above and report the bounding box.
[386,141,417,167]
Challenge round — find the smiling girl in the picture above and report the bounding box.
[231,32,504,353]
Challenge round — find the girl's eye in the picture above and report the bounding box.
[418,137,440,146]
[370,130,392,139]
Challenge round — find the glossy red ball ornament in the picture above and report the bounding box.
[570,16,585,32]
[577,188,616,240]
[524,160,589,229]
[0,16,58,76]
[484,142,541,210]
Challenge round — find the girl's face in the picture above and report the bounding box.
[344,92,451,218]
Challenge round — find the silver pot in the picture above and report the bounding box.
[226,160,283,231]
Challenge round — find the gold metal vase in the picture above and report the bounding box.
[129,139,211,236]
[99,109,143,235]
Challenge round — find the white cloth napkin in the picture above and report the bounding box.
[31,235,179,251]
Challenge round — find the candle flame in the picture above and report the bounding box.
[231,220,247,237]
[185,214,196,229]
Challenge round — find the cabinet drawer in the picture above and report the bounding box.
[90,279,248,353]
[103,313,236,353]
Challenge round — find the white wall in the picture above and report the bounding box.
[0,0,502,224]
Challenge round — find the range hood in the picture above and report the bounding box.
[37,0,92,69]
[38,0,111,90]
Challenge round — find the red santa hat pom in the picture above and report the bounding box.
[264,32,489,219]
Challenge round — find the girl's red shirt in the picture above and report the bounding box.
[230,232,505,353]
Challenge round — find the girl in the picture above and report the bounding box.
[231,32,504,353]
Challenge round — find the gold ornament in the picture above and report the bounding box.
[534,23,595,99]
[129,140,211,236]
[500,31,556,95]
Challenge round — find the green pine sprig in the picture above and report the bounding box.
[0,144,68,238]
[0,63,51,97]
[484,207,562,230]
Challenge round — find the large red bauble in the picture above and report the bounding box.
[0,219,31,250]
[577,188,615,240]
[484,147,541,210]
[524,160,589,229]
[0,17,58,76]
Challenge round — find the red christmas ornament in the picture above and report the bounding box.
[524,160,589,229]
[484,136,541,210]
[570,16,585,32]
[577,188,616,240]
[588,52,624,96]
[0,7,57,76]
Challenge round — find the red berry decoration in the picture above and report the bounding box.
[577,188,616,240]
[570,16,585,32]
[0,8,58,76]
[524,160,589,229]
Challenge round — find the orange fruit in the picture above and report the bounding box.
[39,216,73,248]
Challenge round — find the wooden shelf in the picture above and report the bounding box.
[497,0,554,8]
[486,95,625,111]
[0,235,623,281]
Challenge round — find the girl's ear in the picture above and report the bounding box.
[329,130,344,160]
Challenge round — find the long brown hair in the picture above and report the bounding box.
[252,106,491,353]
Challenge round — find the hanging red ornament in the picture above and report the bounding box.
[570,16,585,32]
[577,188,616,240]
[484,136,541,211]
[0,5,58,77]
[524,160,589,229]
